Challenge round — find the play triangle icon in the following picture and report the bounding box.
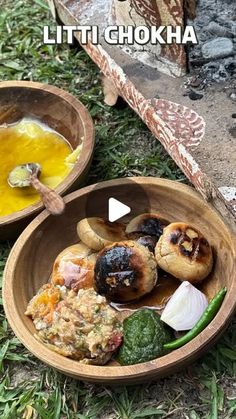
[108,197,131,222]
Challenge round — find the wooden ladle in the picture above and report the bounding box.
[8,163,65,215]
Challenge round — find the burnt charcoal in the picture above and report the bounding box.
[188,0,235,88]
[229,125,236,138]
[225,61,236,76]
[189,90,203,100]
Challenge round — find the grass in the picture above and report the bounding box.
[0,1,235,418]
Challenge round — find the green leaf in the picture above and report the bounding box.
[34,0,49,11]
[0,60,25,70]
[0,341,9,370]
[219,347,236,361]
[53,388,62,419]
[133,408,166,418]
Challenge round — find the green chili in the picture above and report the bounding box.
[163,287,227,350]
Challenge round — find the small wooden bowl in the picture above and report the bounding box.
[0,81,94,240]
[3,178,236,384]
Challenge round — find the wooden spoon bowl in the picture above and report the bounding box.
[3,178,236,384]
[0,81,94,240]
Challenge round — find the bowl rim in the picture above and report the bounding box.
[0,80,95,225]
[3,177,236,382]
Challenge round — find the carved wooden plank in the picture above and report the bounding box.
[112,0,186,77]
[51,0,236,231]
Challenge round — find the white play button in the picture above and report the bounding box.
[108,197,131,222]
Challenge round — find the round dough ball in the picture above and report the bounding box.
[51,243,97,291]
[136,235,158,254]
[126,213,169,239]
[155,222,213,283]
[94,240,158,302]
[77,217,126,251]
[53,243,93,262]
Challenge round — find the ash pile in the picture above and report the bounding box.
[187,0,235,95]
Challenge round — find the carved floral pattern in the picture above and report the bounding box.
[128,0,186,73]
[163,0,184,25]
[162,44,185,67]
[149,98,205,148]
[131,0,161,26]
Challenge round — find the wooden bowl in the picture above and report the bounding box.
[3,178,236,384]
[0,81,94,240]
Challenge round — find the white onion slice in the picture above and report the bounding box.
[160,281,208,331]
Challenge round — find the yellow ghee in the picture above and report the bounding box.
[0,119,73,217]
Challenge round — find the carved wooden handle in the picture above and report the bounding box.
[30,175,65,215]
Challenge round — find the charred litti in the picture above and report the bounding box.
[136,235,158,253]
[77,217,126,251]
[155,223,213,283]
[51,243,96,291]
[94,240,158,302]
[126,213,169,240]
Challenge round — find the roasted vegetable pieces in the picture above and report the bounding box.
[26,286,123,364]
